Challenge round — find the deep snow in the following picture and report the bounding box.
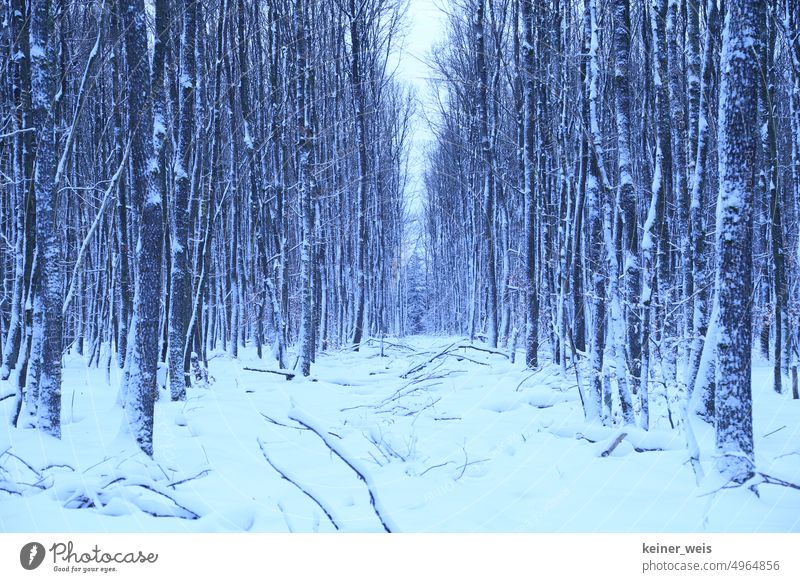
[1,336,798,532]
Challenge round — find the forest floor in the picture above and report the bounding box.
[1,336,799,532]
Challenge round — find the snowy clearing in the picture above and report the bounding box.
[1,336,799,532]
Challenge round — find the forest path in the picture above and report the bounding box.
[1,337,799,532]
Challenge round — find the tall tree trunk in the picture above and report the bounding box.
[121,0,165,457]
[296,0,314,376]
[713,0,764,484]
[612,0,642,400]
[520,0,539,368]
[476,0,498,348]
[169,0,196,401]
[29,0,62,437]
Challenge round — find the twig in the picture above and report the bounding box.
[457,344,509,359]
[455,457,490,481]
[366,451,384,467]
[243,367,295,380]
[257,439,340,530]
[419,461,453,476]
[276,501,294,533]
[0,485,22,496]
[167,469,211,489]
[81,456,112,473]
[444,353,489,366]
[289,412,393,532]
[515,371,541,392]
[404,397,442,418]
[260,412,308,431]
[401,341,460,378]
[0,392,15,403]
[434,416,461,421]
[340,403,375,412]
[762,426,786,439]
[121,482,200,519]
[4,451,42,477]
[757,472,800,491]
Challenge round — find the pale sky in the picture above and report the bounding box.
[392,0,448,221]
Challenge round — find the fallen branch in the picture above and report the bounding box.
[404,397,442,418]
[3,451,42,478]
[762,426,786,439]
[257,439,340,530]
[457,344,509,359]
[444,353,489,366]
[121,482,200,519]
[401,341,460,378]
[42,463,75,472]
[260,412,308,431]
[0,392,15,403]
[167,469,211,489]
[243,367,296,380]
[365,338,415,351]
[600,432,628,457]
[757,472,800,491]
[455,457,490,481]
[289,411,393,532]
[419,461,453,477]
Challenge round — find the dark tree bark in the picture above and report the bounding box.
[120,0,165,457]
[29,0,62,437]
[714,0,764,484]
[169,0,197,401]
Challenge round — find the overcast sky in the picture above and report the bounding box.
[393,0,448,225]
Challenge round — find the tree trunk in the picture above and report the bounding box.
[713,0,764,484]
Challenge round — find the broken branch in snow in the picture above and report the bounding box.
[761,426,786,439]
[117,482,200,519]
[0,485,22,496]
[243,367,296,380]
[404,397,442,418]
[2,451,42,478]
[289,412,393,532]
[455,457,490,481]
[167,469,211,489]
[600,432,628,457]
[401,342,507,379]
[401,341,460,378]
[757,472,800,491]
[457,343,509,359]
[444,353,489,366]
[260,412,308,431]
[257,439,340,530]
[419,461,453,476]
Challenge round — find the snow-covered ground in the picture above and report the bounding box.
[1,336,798,532]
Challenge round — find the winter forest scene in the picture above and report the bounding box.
[0,0,799,534]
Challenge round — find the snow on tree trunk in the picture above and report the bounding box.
[120,0,164,457]
[520,0,539,368]
[713,0,764,484]
[296,0,314,377]
[29,0,62,438]
[169,0,196,401]
[476,0,498,349]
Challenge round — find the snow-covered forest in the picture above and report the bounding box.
[0,0,799,532]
